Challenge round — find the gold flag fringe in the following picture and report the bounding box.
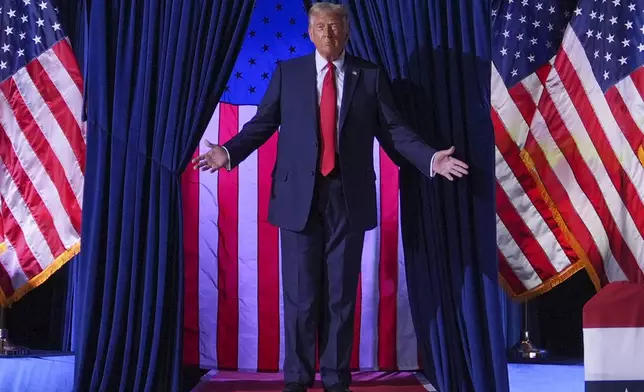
[500,150,602,302]
[0,242,80,307]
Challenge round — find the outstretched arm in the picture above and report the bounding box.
[374,68,468,181]
[193,63,282,172]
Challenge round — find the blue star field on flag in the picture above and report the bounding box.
[221,1,315,105]
[0,0,66,83]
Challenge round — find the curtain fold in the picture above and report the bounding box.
[322,1,510,391]
[73,1,254,391]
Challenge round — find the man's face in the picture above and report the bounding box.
[308,12,348,60]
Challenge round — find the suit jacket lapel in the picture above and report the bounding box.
[339,54,359,134]
[302,54,319,135]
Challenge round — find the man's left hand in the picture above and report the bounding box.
[433,146,469,181]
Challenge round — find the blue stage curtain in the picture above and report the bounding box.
[319,1,510,390]
[72,1,254,391]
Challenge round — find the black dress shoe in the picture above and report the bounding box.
[282,382,307,392]
[323,383,351,392]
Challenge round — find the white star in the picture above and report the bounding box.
[528,54,535,62]
[623,38,631,47]
[618,56,628,65]
[52,22,60,31]
[547,23,554,31]
[549,5,555,13]
[599,14,605,22]
[586,29,594,38]
[36,18,44,27]
[546,41,552,48]
[4,26,13,36]
[590,11,597,19]
[533,20,541,28]
[610,16,618,24]
[605,52,612,61]
[613,0,621,6]
[492,9,497,17]
[505,12,512,20]
[564,11,571,18]
[19,32,26,40]
[0,61,6,70]
[574,7,582,16]
[520,15,527,23]
[517,33,524,40]
[596,32,602,39]
[536,2,543,10]
[7,9,15,18]
[38,1,47,10]
[641,25,644,34]
[17,48,24,57]
[21,14,27,23]
[500,47,508,56]
[603,71,609,80]
[511,69,518,77]
[638,43,644,52]
[503,30,510,38]
[607,34,615,43]
[1,43,9,52]
[33,35,41,44]
[22,0,30,4]
[522,0,528,6]
[530,37,538,45]
[594,50,600,58]
[515,51,521,58]
[628,3,636,11]
[625,21,633,29]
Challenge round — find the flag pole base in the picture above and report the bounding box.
[508,330,548,361]
[0,328,30,356]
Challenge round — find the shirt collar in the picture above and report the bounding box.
[315,50,346,73]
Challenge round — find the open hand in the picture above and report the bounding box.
[192,140,229,172]
[433,146,469,181]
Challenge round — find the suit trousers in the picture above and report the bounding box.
[280,168,365,388]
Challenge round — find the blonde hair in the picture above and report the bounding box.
[308,2,349,28]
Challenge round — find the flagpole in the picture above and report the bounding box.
[508,301,548,361]
[0,306,29,356]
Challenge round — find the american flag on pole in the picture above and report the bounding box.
[182,1,420,371]
[0,0,85,306]
[492,0,644,299]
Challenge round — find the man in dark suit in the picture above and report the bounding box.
[193,3,469,391]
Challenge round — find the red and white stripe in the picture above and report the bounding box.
[0,40,85,304]
[492,25,644,298]
[583,282,644,383]
[182,103,419,371]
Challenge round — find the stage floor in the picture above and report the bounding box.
[192,363,586,392]
[0,354,585,391]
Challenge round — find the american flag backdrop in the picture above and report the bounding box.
[492,0,644,299]
[182,1,420,371]
[0,0,85,306]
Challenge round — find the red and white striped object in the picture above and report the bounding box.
[0,37,85,305]
[182,103,420,371]
[492,3,644,299]
[583,282,644,390]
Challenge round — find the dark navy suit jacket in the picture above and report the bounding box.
[224,53,437,233]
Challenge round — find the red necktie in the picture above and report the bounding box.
[319,62,337,176]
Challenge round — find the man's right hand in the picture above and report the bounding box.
[192,140,229,172]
